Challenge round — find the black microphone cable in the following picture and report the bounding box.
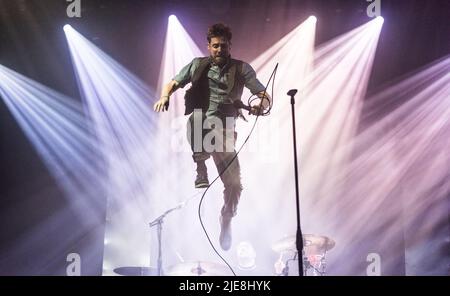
[196,63,279,276]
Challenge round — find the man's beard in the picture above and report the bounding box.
[214,55,228,66]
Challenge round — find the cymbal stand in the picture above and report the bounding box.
[149,201,185,276]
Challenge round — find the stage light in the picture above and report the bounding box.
[0,64,108,274]
[168,14,177,22]
[59,15,399,276]
[63,18,203,276]
[63,24,71,32]
[64,26,158,275]
[237,241,257,270]
[312,56,450,275]
[0,64,105,212]
[308,15,317,23]
[229,16,385,275]
[150,15,220,276]
[147,16,384,275]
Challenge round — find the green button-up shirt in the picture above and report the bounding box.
[173,57,265,119]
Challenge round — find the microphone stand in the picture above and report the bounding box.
[287,89,304,276]
[148,201,186,276]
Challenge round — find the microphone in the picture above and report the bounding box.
[287,89,298,97]
[233,100,252,112]
[232,100,250,122]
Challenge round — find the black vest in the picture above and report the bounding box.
[184,57,245,115]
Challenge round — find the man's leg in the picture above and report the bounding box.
[187,112,210,188]
[213,150,243,251]
[194,158,209,188]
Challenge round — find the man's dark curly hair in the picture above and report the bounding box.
[207,23,232,43]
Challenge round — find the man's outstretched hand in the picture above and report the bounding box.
[249,105,264,116]
[153,96,170,112]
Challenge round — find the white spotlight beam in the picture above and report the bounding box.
[157,15,204,113]
[153,14,206,204]
[326,57,450,275]
[64,25,159,274]
[225,17,384,274]
[225,17,318,274]
[0,64,106,211]
[149,16,223,272]
[0,64,108,274]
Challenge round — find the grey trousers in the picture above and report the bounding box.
[187,112,243,217]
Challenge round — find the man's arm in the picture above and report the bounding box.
[153,80,180,112]
[256,91,271,109]
[241,63,272,115]
[249,91,271,115]
[153,58,197,112]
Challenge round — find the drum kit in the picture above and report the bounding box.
[272,234,335,276]
[165,261,232,276]
[114,261,230,276]
[113,266,158,276]
[113,234,334,276]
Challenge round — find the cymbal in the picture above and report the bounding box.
[113,266,158,276]
[166,261,231,276]
[272,234,335,254]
